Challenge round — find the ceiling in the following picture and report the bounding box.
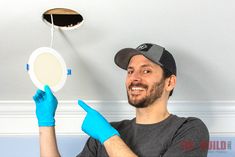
[0,0,235,101]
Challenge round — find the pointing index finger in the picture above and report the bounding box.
[78,99,93,113]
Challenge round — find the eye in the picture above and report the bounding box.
[143,69,151,74]
[127,70,133,75]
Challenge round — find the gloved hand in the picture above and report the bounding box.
[78,100,120,144]
[33,85,58,127]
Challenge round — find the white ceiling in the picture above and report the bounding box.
[0,0,235,101]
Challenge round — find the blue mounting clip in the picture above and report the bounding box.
[26,64,29,71]
[67,69,72,75]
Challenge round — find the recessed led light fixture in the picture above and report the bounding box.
[27,47,71,92]
[42,8,84,30]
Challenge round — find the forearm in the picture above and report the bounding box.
[104,135,138,157]
[39,127,61,157]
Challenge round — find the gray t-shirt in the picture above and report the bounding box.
[77,114,209,157]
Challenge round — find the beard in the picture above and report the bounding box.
[127,78,165,108]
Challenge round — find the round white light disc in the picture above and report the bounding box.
[28,47,67,92]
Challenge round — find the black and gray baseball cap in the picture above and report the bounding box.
[114,43,177,76]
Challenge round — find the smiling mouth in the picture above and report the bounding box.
[128,83,148,95]
[129,86,146,95]
[131,87,145,91]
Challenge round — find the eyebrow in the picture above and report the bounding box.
[127,64,153,70]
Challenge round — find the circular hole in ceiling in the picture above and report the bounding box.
[42,8,83,30]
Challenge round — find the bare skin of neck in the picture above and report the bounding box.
[135,98,170,124]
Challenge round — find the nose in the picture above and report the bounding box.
[129,71,141,83]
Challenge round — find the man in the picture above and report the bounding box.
[33,43,209,157]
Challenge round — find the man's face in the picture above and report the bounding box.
[126,55,165,108]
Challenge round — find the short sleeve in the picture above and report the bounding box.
[163,118,209,157]
[76,137,98,157]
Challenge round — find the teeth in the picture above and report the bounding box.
[131,87,145,91]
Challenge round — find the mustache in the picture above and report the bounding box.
[129,83,148,90]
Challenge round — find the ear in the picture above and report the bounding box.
[165,75,176,92]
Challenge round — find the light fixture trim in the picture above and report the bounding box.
[28,47,67,92]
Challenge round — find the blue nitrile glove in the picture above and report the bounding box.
[33,85,58,127]
[78,100,120,144]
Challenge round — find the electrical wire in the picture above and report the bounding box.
[50,14,54,48]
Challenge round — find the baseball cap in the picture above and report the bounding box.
[114,43,177,76]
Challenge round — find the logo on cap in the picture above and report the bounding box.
[136,43,152,51]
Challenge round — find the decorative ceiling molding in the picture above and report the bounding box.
[0,100,235,135]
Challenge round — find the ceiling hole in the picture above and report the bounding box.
[42,8,83,30]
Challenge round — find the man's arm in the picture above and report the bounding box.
[104,135,138,157]
[39,127,60,157]
[33,85,61,157]
[77,100,138,157]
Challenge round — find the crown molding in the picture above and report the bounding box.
[0,100,235,135]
